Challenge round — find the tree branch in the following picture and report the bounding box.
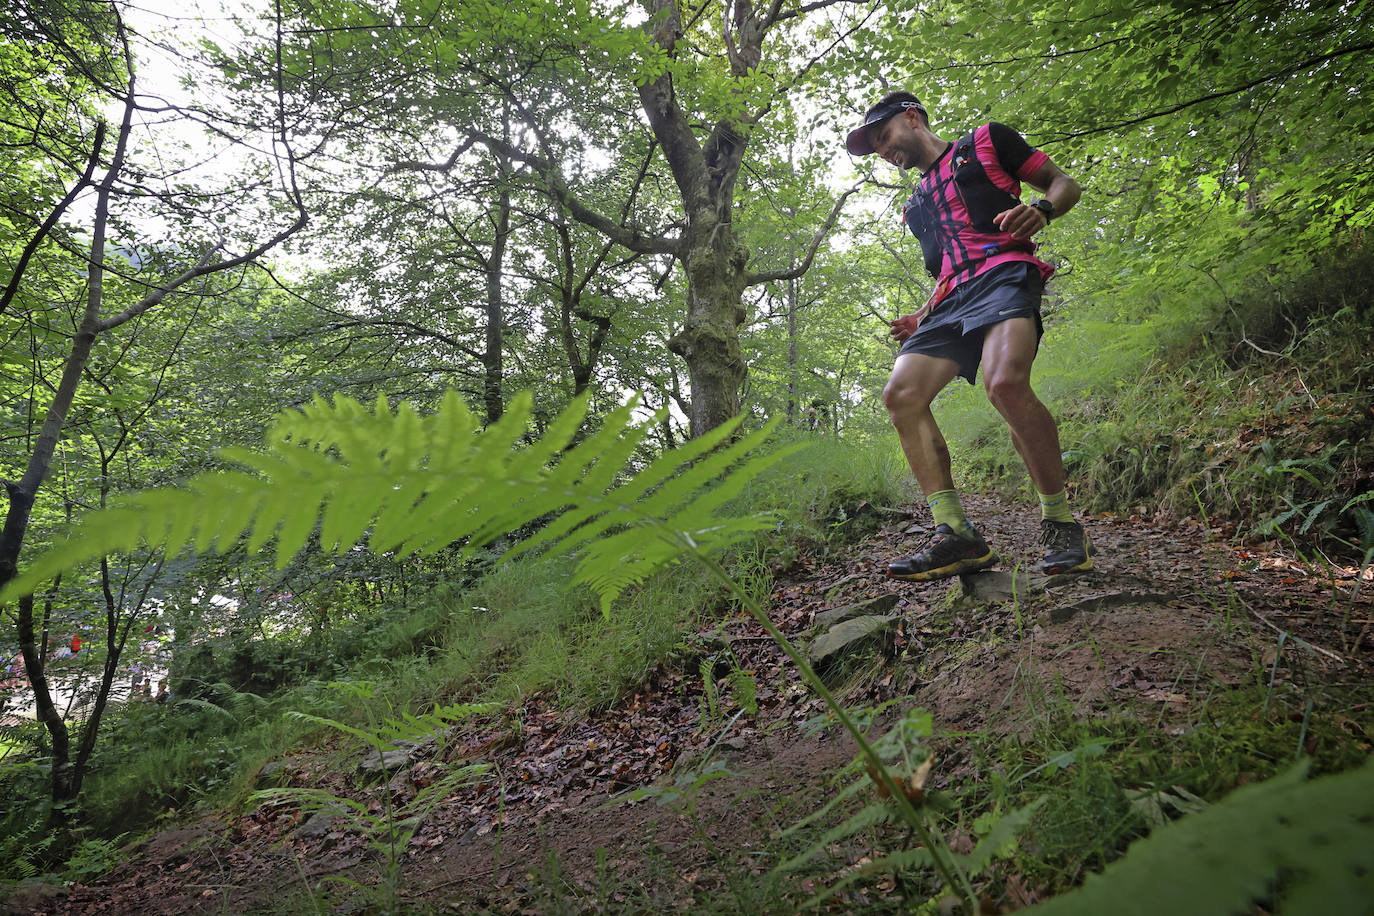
[387,136,480,173]
[96,0,310,334]
[769,0,871,25]
[0,123,107,320]
[463,131,678,255]
[305,318,487,361]
[1041,41,1374,145]
[637,0,716,215]
[746,182,862,285]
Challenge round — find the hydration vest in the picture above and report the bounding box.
[902,130,1038,283]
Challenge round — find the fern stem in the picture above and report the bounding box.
[672,530,978,911]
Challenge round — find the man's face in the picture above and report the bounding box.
[869,110,920,169]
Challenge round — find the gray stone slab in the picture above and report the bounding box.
[808,614,898,673]
[1042,590,1175,624]
[814,593,900,630]
[823,573,867,600]
[297,802,348,838]
[957,568,1042,605]
[257,759,291,785]
[358,738,430,776]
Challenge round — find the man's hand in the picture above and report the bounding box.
[993,203,1049,239]
[890,313,921,343]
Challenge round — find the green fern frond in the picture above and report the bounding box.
[514,417,794,611]
[1029,759,1374,914]
[1,390,795,618]
[775,798,898,874]
[172,697,239,721]
[287,701,497,749]
[487,401,658,560]
[773,773,873,844]
[961,796,1047,874]
[501,405,730,562]
[253,784,372,820]
[369,702,499,746]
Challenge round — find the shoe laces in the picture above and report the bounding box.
[917,530,949,554]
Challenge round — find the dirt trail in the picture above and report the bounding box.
[23,496,1373,915]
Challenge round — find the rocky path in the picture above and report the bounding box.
[20,496,1373,915]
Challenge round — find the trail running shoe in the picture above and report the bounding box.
[888,523,998,581]
[1040,519,1094,575]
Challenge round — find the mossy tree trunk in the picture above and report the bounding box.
[669,217,751,435]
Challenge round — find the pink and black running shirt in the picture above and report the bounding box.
[903,122,1055,317]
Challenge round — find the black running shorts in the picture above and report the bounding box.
[897,261,1045,384]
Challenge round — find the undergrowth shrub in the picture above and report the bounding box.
[169,566,460,698]
[732,433,909,555]
[953,676,1374,906]
[73,686,292,836]
[0,789,53,881]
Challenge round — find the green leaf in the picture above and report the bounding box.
[0,390,788,618]
[1028,760,1374,914]
[961,797,1047,873]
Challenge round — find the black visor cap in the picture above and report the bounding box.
[846,100,927,156]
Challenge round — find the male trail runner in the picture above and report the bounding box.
[846,91,1093,580]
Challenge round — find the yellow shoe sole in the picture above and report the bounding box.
[888,550,999,582]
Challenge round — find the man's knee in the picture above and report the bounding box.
[984,369,1035,415]
[882,377,933,417]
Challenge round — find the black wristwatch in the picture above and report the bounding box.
[1030,198,1055,222]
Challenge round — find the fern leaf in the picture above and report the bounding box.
[773,775,874,844]
[804,846,935,908]
[1028,759,1374,914]
[166,697,237,721]
[192,474,262,554]
[516,390,591,471]
[274,487,331,568]
[370,477,440,556]
[634,420,772,519]
[505,411,734,565]
[252,785,371,819]
[776,800,898,874]
[459,401,654,558]
[0,390,789,618]
[158,489,201,560]
[372,702,496,745]
[513,414,768,574]
[286,710,387,747]
[318,472,387,553]
[427,390,480,472]
[958,797,1047,874]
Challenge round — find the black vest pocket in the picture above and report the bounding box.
[905,191,944,278]
[952,139,1019,233]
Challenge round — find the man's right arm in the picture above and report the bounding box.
[1026,160,1081,221]
[995,160,1080,238]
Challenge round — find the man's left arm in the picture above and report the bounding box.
[995,159,1081,239]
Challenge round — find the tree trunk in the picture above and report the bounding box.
[786,274,799,426]
[482,181,510,425]
[5,263,109,808]
[667,217,750,437]
[15,596,74,801]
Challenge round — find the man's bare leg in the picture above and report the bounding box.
[979,317,1065,493]
[883,352,998,580]
[980,317,1093,573]
[882,351,960,494]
